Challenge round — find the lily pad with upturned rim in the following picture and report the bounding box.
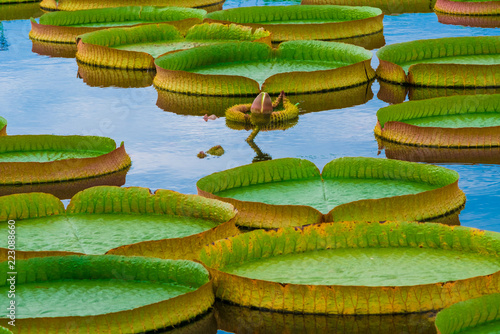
[376,36,500,87]
[0,135,131,185]
[375,94,500,148]
[434,0,500,16]
[154,40,375,96]
[435,293,500,334]
[39,0,225,12]
[76,23,271,70]
[300,0,435,14]
[0,255,214,332]
[30,6,206,43]
[196,157,465,228]
[204,5,383,44]
[0,186,238,261]
[199,221,500,314]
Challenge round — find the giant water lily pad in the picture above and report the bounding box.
[0,255,214,332]
[204,5,383,44]
[215,301,437,334]
[197,157,465,228]
[200,221,500,314]
[76,23,271,70]
[435,293,500,334]
[0,135,130,185]
[0,186,238,261]
[30,6,206,43]
[154,40,375,96]
[376,36,500,87]
[434,0,500,16]
[40,0,225,12]
[375,94,500,147]
[300,0,435,14]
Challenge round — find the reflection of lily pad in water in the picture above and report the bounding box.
[437,12,500,28]
[154,40,375,95]
[300,0,435,14]
[434,0,500,15]
[31,40,77,58]
[0,256,214,332]
[0,135,131,185]
[197,157,465,228]
[375,94,500,147]
[77,63,155,88]
[30,6,205,43]
[0,2,42,22]
[435,294,500,334]
[205,5,383,43]
[215,301,437,334]
[200,221,500,314]
[76,23,270,70]
[376,36,500,87]
[0,186,237,261]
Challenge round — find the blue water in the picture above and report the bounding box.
[0,2,499,332]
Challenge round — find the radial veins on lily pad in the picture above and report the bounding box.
[0,255,214,332]
[154,40,375,96]
[204,5,383,44]
[0,186,238,261]
[30,6,206,44]
[435,293,500,334]
[196,157,465,228]
[76,23,271,70]
[0,135,131,185]
[199,221,500,314]
[375,94,500,148]
[376,36,500,87]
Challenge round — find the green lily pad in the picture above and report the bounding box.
[300,0,435,14]
[154,40,375,95]
[375,94,500,148]
[204,5,383,44]
[0,186,237,261]
[39,0,225,12]
[0,255,214,331]
[76,22,271,70]
[0,117,6,136]
[0,327,12,334]
[30,6,206,43]
[0,135,131,185]
[199,221,500,314]
[376,36,500,87]
[197,157,465,228]
[435,294,500,334]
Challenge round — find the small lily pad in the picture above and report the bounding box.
[197,157,465,228]
[0,255,214,332]
[200,221,500,314]
[0,186,238,261]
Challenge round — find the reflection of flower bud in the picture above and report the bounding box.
[250,92,273,126]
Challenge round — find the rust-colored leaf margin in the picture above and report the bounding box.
[0,135,131,185]
[39,0,224,12]
[376,36,500,87]
[375,94,500,148]
[199,221,500,314]
[76,22,271,70]
[154,41,375,96]
[215,301,437,334]
[30,6,206,43]
[196,157,465,228]
[300,0,435,14]
[0,255,215,333]
[0,186,238,261]
[0,117,6,136]
[204,5,383,44]
[378,137,500,165]
[434,0,500,16]
[435,293,500,334]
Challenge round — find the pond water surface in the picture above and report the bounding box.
[0,0,499,332]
